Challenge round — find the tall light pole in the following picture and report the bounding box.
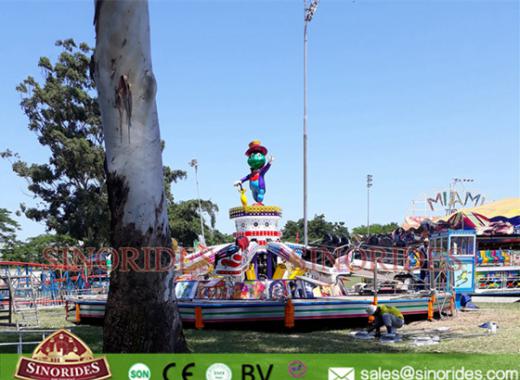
[189,159,206,245]
[367,175,373,236]
[303,0,319,247]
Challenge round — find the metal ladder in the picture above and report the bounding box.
[0,276,13,326]
[5,271,40,329]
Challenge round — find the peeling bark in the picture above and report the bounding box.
[115,75,132,143]
[94,0,188,353]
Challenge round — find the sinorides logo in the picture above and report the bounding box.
[14,329,111,380]
[128,363,151,380]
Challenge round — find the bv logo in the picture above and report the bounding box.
[328,367,355,380]
[14,329,111,380]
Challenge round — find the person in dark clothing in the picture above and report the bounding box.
[418,238,430,289]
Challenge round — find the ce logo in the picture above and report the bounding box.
[163,362,195,380]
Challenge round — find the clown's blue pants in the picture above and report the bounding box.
[250,180,265,203]
[252,188,265,203]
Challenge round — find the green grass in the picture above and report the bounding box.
[1,303,519,354]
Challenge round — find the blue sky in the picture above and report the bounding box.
[1,0,518,240]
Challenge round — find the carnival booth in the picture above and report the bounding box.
[430,229,476,308]
[430,227,520,300]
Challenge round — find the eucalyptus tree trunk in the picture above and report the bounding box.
[93,0,187,352]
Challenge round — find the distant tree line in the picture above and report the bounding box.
[351,223,400,237]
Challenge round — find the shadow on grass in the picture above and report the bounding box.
[0,309,454,354]
[184,326,406,353]
[182,314,445,353]
[182,316,426,353]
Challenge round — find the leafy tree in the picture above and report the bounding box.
[168,199,233,247]
[351,222,400,236]
[1,39,106,246]
[282,214,350,244]
[207,229,234,246]
[1,40,187,247]
[1,38,230,257]
[163,165,187,204]
[6,233,77,263]
[0,209,20,258]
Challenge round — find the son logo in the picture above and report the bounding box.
[128,363,151,380]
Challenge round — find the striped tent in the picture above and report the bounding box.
[445,211,490,231]
[402,215,444,231]
[461,198,520,226]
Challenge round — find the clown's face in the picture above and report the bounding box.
[247,152,266,170]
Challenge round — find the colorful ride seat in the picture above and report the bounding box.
[485,250,495,265]
[272,264,286,280]
[512,272,520,288]
[245,264,257,281]
[495,250,504,264]
[479,250,488,265]
[487,273,499,288]
[288,267,306,280]
[505,272,519,288]
[503,250,511,264]
[491,250,500,265]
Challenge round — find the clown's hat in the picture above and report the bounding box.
[245,140,268,156]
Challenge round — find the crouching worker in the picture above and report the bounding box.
[366,304,404,337]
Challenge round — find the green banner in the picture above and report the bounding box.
[2,353,520,380]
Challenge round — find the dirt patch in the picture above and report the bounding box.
[400,303,520,353]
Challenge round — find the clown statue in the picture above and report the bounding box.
[234,140,273,206]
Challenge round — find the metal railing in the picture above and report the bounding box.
[0,329,68,354]
[476,274,520,290]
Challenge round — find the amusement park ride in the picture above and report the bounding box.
[0,259,108,328]
[66,141,456,326]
